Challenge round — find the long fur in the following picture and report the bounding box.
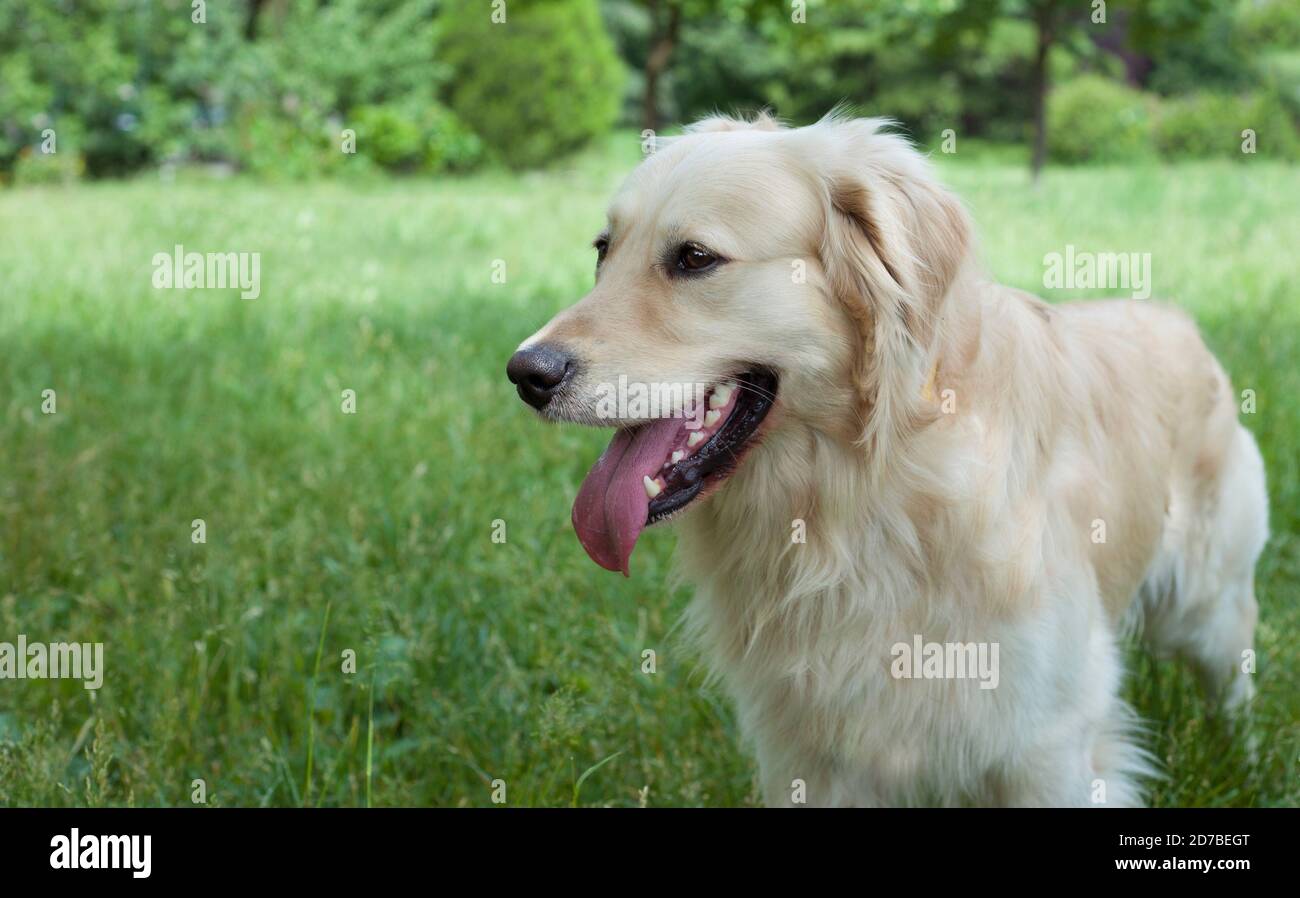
[521,112,1268,806]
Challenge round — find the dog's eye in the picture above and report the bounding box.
[676,242,719,273]
[593,236,609,266]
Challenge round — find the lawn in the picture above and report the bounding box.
[1,135,1297,806]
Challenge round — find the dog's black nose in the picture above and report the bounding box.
[507,344,573,409]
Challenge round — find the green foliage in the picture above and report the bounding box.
[598,0,657,125]
[745,1,977,138]
[1047,75,1155,164]
[10,147,85,186]
[607,0,1292,164]
[439,0,624,168]
[1156,91,1300,161]
[353,103,484,174]
[1,0,1295,180]
[233,100,344,181]
[1260,52,1300,121]
[0,0,479,180]
[0,0,238,176]
[948,18,1040,143]
[353,105,426,171]
[0,50,54,165]
[232,0,454,179]
[1139,0,1254,96]
[421,105,485,173]
[267,0,444,112]
[670,15,788,126]
[1235,0,1300,50]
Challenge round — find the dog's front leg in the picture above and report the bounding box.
[983,721,1150,808]
[756,748,895,808]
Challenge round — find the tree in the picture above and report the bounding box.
[1026,0,1064,180]
[441,0,624,168]
[965,0,1228,180]
[642,0,683,133]
[939,0,1090,180]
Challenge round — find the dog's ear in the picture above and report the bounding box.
[813,118,972,442]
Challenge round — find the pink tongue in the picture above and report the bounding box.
[572,419,687,575]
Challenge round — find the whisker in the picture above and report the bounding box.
[649,374,780,404]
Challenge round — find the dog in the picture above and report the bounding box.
[506,112,1267,807]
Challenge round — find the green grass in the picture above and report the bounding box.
[0,136,1297,806]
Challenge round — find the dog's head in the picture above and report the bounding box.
[507,112,971,574]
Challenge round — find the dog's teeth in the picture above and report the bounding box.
[643,476,661,499]
[670,450,684,463]
[709,383,733,408]
[687,431,704,448]
[704,409,721,428]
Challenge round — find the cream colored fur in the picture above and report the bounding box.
[520,112,1267,807]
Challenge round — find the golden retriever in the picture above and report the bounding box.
[506,112,1267,807]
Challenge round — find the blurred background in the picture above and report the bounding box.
[3,0,1300,182]
[0,0,1296,808]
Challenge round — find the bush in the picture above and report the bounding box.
[0,0,463,182]
[420,104,484,173]
[234,100,343,181]
[353,104,426,170]
[439,0,624,168]
[0,0,255,178]
[1047,75,1155,164]
[1260,52,1300,121]
[0,52,54,166]
[352,102,483,174]
[672,16,787,127]
[1236,0,1300,51]
[1140,3,1252,97]
[11,146,85,186]
[1156,91,1300,160]
[230,0,451,179]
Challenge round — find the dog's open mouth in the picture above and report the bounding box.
[571,369,778,575]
